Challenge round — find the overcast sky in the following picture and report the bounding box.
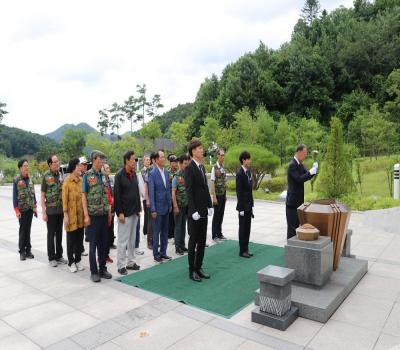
[0,0,353,135]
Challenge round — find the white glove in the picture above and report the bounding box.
[239,211,244,216]
[208,208,214,216]
[192,212,201,221]
[310,166,317,175]
[313,162,318,169]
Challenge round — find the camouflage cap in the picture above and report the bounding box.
[91,150,106,161]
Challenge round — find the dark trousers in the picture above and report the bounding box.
[19,209,33,254]
[142,200,148,235]
[286,205,299,239]
[67,228,84,266]
[174,206,187,249]
[238,212,252,254]
[87,215,108,274]
[168,210,175,239]
[188,217,208,272]
[47,213,64,261]
[212,194,226,238]
[151,213,169,258]
[135,215,140,249]
[106,214,115,255]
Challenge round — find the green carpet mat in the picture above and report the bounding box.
[118,240,285,318]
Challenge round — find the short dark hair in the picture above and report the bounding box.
[91,150,106,161]
[296,144,307,152]
[216,148,225,156]
[68,158,80,173]
[47,154,56,167]
[18,159,28,169]
[123,150,135,165]
[188,139,202,157]
[178,154,190,163]
[153,149,164,161]
[239,151,251,164]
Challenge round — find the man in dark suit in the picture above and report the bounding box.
[185,139,213,282]
[148,150,172,263]
[236,151,254,258]
[286,144,318,239]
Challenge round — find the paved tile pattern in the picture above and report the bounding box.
[0,184,399,349]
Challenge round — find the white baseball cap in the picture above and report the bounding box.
[79,156,88,164]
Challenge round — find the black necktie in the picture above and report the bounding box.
[246,170,251,183]
[199,165,206,184]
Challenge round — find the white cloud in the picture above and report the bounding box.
[0,0,353,135]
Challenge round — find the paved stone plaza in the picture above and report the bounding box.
[1,184,400,350]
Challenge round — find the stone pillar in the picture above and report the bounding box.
[251,265,298,330]
[285,236,333,287]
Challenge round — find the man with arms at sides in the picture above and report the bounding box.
[82,151,112,283]
[41,154,67,267]
[148,150,172,263]
[286,144,318,239]
[13,159,37,260]
[114,151,141,275]
[211,148,227,243]
[172,154,190,255]
[185,140,213,282]
[236,151,254,258]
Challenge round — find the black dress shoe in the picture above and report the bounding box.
[118,267,128,275]
[247,252,254,257]
[154,256,163,263]
[182,247,188,252]
[20,253,26,261]
[218,235,227,240]
[126,263,140,270]
[189,271,202,282]
[161,255,172,260]
[110,244,117,249]
[197,269,210,279]
[99,269,112,279]
[26,252,34,259]
[91,273,101,282]
[240,252,251,258]
[175,248,184,256]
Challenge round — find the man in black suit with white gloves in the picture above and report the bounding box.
[185,139,213,282]
[236,151,254,258]
[286,144,318,239]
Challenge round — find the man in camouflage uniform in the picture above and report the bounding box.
[211,149,227,242]
[13,159,37,260]
[167,155,178,239]
[82,151,112,283]
[41,154,67,267]
[172,154,190,255]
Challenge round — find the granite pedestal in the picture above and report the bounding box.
[255,257,368,323]
[251,265,298,330]
[285,236,333,287]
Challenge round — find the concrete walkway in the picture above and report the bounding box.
[0,184,400,349]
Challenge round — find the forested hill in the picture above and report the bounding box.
[46,122,97,142]
[0,125,58,159]
[182,0,400,136]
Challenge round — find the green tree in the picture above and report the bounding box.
[0,101,8,124]
[224,144,280,189]
[122,95,139,135]
[231,107,258,145]
[86,133,112,156]
[146,94,163,121]
[140,120,162,141]
[301,0,321,25]
[272,116,294,165]
[97,109,110,136]
[295,118,326,154]
[384,69,400,125]
[200,116,219,151]
[255,106,276,150]
[109,103,124,137]
[60,129,87,160]
[136,84,149,126]
[317,117,353,198]
[169,119,190,153]
[108,136,142,170]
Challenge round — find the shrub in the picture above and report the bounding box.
[260,176,287,193]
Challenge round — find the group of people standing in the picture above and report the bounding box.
[12,139,316,284]
[12,138,256,283]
